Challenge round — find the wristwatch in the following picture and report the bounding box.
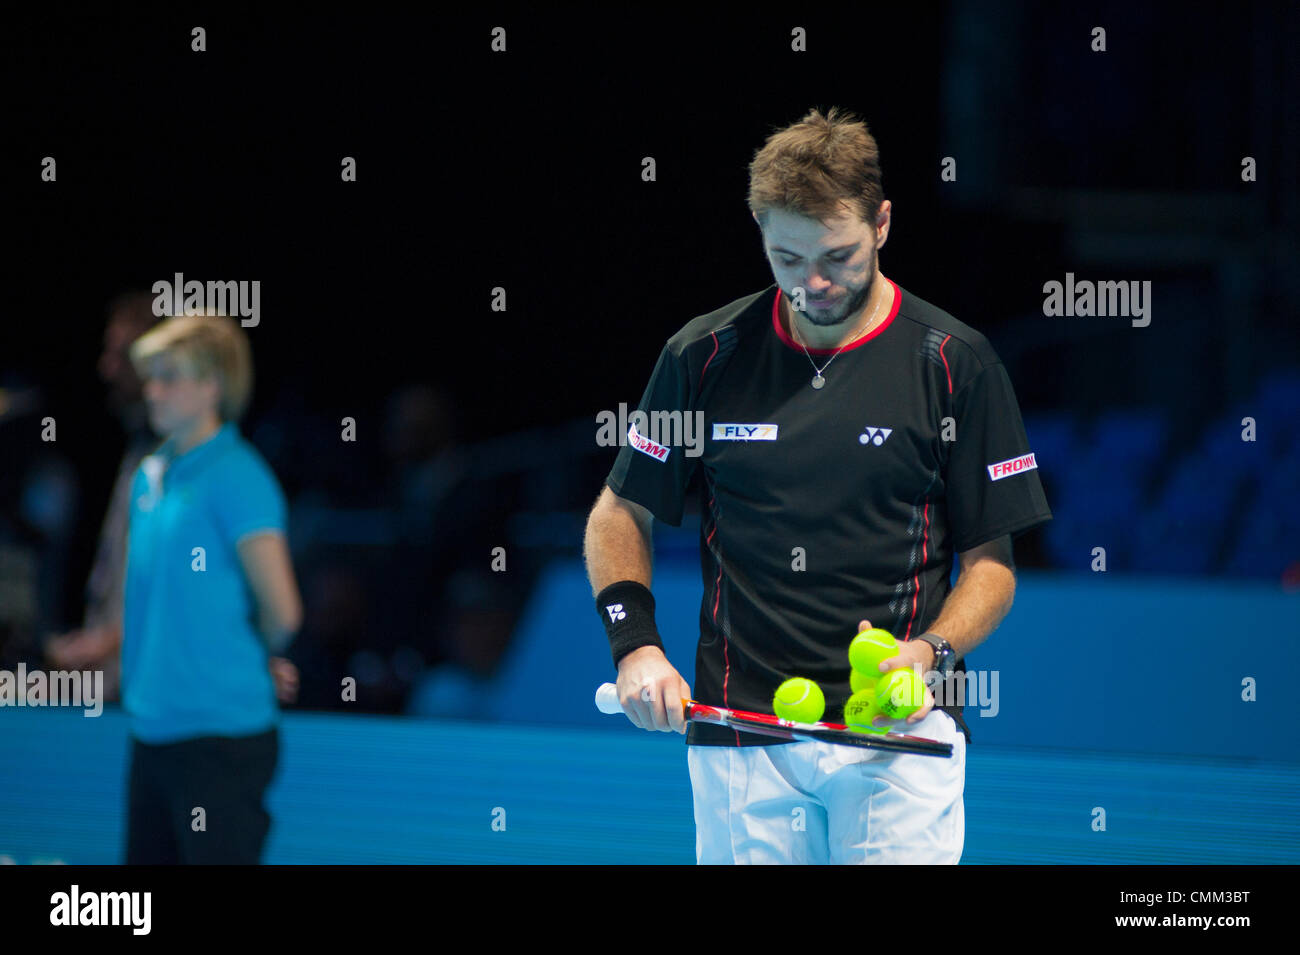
[914,632,956,678]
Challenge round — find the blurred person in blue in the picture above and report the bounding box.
[121,312,302,864]
[44,293,299,705]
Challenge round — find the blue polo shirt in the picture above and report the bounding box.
[122,422,287,743]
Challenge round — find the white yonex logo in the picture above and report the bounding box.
[859,426,893,446]
[605,604,627,622]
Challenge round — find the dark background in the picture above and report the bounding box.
[4,2,1297,712]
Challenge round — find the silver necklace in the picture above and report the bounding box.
[792,287,886,389]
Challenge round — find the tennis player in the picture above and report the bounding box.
[584,107,1052,864]
[121,312,301,864]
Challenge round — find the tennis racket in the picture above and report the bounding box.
[594,683,952,757]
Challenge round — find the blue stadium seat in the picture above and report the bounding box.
[1089,408,1168,469]
[1247,371,1300,458]
[1043,409,1169,570]
[1021,412,1076,478]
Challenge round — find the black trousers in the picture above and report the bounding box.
[125,728,279,864]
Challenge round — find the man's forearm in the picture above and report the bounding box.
[924,561,1016,660]
[583,508,653,596]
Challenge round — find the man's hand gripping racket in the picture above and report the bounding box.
[594,682,953,757]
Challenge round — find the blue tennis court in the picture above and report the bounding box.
[3,705,1296,864]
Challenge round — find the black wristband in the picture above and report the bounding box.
[595,580,664,668]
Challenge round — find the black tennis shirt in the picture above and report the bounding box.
[605,279,1053,746]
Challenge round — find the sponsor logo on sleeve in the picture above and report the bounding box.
[628,424,671,462]
[987,452,1038,481]
[712,423,779,441]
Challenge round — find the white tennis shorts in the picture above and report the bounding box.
[686,708,966,864]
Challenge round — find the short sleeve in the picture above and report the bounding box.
[212,453,288,544]
[944,362,1053,552]
[604,343,699,527]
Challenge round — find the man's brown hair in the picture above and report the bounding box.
[747,106,884,229]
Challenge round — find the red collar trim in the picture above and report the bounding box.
[771,278,901,355]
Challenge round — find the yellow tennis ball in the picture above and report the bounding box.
[773,677,825,724]
[848,628,898,677]
[842,689,888,734]
[875,667,926,720]
[849,668,878,695]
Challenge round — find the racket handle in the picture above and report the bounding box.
[594,683,621,713]
[594,682,654,714]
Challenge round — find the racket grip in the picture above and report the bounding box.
[594,683,621,714]
[594,682,654,714]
